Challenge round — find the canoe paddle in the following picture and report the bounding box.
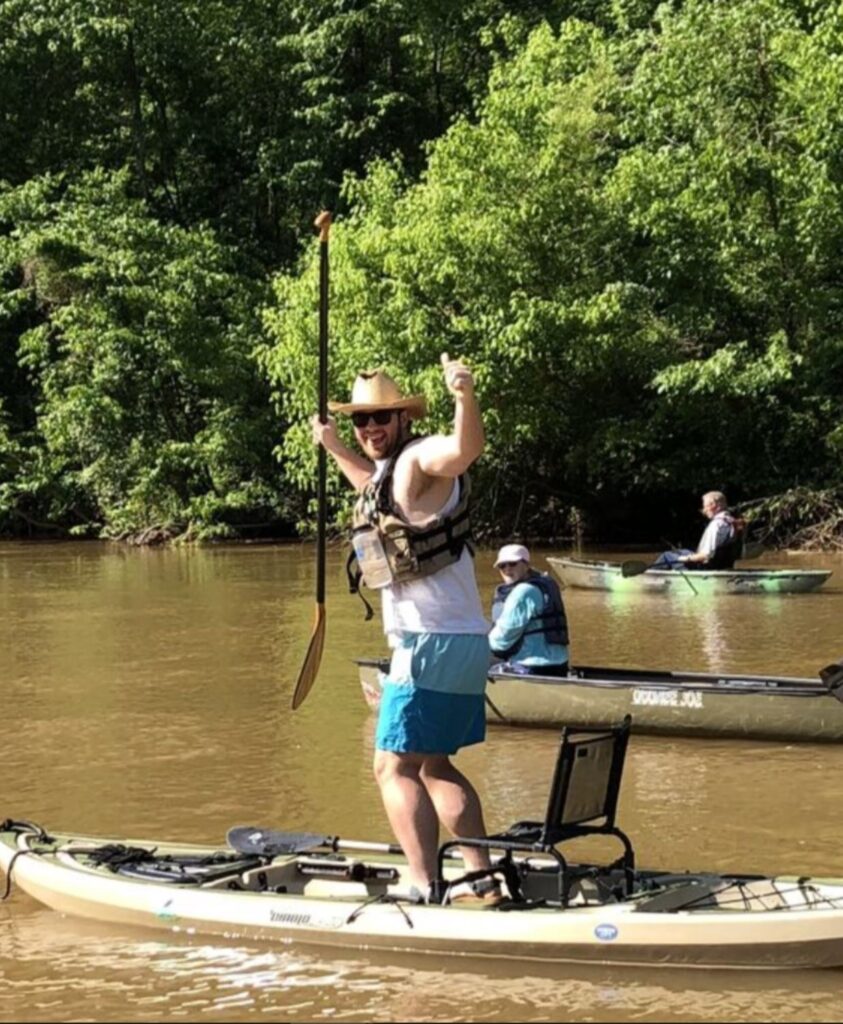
[620,560,652,578]
[621,541,764,597]
[742,540,765,559]
[291,211,331,711]
[621,558,699,596]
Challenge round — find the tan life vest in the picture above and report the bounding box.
[348,439,473,596]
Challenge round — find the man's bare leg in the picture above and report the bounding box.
[420,755,492,873]
[373,749,440,891]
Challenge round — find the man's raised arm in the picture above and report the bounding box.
[414,353,484,479]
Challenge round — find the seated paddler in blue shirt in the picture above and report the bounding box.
[488,544,570,677]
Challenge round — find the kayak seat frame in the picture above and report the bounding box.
[820,660,843,703]
[437,716,634,907]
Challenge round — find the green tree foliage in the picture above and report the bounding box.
[612,0,843,497]
[264,1,843,541]
[263,20,674,535]
[0,170,284,539]
[0,0,575,266]
[2,0,842,544]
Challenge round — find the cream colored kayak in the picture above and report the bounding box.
[4,820,843,969]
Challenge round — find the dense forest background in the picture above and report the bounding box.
[1,0,842,548]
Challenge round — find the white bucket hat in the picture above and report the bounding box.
[494,544,530,567]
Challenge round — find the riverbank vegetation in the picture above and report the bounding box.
[2,1,842,547]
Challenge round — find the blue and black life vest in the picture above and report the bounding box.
[491,570,569,658]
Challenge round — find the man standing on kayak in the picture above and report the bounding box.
[312,355,498,904]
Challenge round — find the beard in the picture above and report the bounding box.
[361,421,409,461]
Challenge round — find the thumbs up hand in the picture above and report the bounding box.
[440,352,475,398]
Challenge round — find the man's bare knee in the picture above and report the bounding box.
[373,750,423,786]
[419,755,454,782]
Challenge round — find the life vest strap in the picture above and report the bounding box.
[345,548,374,620]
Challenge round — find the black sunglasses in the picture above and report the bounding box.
[351,409,396,428]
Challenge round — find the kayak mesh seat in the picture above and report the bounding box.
[437,716,634,907]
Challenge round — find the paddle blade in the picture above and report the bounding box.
[621,560,649,578]
[291,602,326,709]
[227,825,330,857]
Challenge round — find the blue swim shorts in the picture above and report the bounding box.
[375,632,490,755]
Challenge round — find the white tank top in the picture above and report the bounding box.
[372,455,488,638]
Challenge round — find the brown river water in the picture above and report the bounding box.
[1,541,843,1023]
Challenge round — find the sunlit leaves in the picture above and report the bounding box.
[0,169,280,539]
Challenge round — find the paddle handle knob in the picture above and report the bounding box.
[315,211,332,242]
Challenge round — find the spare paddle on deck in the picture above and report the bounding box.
[227,826,403,858]
[227,827,332,857]
[291,211,331,711]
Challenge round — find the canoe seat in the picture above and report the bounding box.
[437,716,634,907]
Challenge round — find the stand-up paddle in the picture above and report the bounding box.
[291,211,331,710]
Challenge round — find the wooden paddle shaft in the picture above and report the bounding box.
[315,211,330,607]
[290,213,332,709]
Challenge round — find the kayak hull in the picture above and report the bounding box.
[548,557,832,595]
[357,660,843,741]
[4,826,843,970]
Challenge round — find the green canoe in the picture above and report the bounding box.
[548,556,832,595]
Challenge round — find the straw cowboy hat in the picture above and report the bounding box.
[328,369,427,419]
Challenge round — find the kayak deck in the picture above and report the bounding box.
[5,824,843,969]
[5,722,843,969]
